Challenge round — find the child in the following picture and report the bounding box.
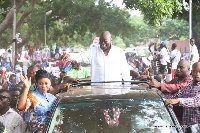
[17,69,56,132]
[2,74,16,90]
[165,62,200,130]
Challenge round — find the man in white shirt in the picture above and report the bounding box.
[159,41,170,73]
[190,38,199,65]
[68,31,131,85]
[0,89,25,133]
[170,43,181,70]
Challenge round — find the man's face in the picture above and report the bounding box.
[99,33,112,51]
[51,77,59,87]
[0,92,10,111]
[190,39,195,46]
[27,67,38,83]
[175,62,189,79]
[11,91,20,103]
[160,44,164,49]
[72,62,81,70]
[9,76,16,84]
[154,67,159,75]
[192,63,200,83]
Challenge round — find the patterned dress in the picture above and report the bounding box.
[22,88,56,132]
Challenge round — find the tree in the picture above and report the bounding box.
[160,18,189,41]
[0,0,134,49]
[121,15,188,47]
[123,0,200,49]
[123,0,182,26]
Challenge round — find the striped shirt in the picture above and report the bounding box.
[165,81,200,125]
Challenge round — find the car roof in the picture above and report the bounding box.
[58,83,163,104]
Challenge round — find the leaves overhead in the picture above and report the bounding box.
[0,0,134,48]
[123,0,182,26]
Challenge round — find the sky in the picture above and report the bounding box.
[105,0,141,16]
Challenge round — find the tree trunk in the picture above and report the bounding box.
[0,0,26,37]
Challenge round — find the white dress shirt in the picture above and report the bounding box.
[190,44,199,63]
[70,45,131,85]
[160,47,170,65]
[0,108,25,133]
[170,49,181,69]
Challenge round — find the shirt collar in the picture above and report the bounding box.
[98,44,113,55]
[36,88,45,95]
[189,81,200,86]
[1,108,15,116]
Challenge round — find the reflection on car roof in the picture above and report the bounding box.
[58,84,162,104]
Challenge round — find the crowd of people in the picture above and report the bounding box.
[0,31,199,132]
[127,38,200,132]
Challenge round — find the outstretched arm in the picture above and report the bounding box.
[79,76,91,81]
[17,75,31,111]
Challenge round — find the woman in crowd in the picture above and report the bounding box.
[17,69,56,132]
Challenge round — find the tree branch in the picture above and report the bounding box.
[16,0,36,28]
[0,0,26,37]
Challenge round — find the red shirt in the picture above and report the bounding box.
[28,46,33,53]
[161,75,193,94]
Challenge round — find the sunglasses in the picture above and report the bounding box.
[0,95,9,101]
[0,95,9,98]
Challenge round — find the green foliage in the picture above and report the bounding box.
[159,18,189,41]
[0,0,135,49]
[128,15,158,46]
[0,0,191,50]
[123,0,182,26]
[122,15,189,47]
[45,0,134,48]
[122,0,200,48]
[0,0,12,22]
[0,29,12,47]
[114,37,126,49]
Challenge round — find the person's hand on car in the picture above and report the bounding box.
[72,78,81,83]
[138,75,149,80]
[165,99,180,106]
[148,78,161,88]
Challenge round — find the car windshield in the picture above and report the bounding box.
[48,100,177,133]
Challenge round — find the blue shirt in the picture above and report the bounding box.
[24,88,56,132]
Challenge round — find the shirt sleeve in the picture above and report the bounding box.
[161,83,186,94]
[161,76,192,93]
[178,94,200,107]
[20,93,36,112]
[70,48,92,64]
